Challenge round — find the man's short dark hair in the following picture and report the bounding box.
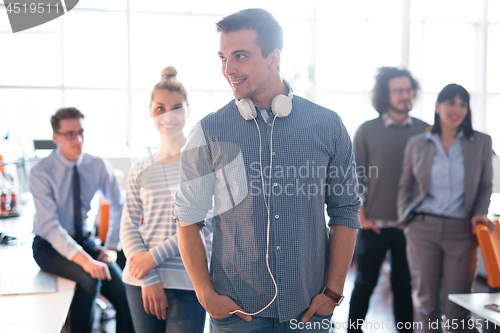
[216,8,283,57]
[50,107,84,133]
[372,66,420,115]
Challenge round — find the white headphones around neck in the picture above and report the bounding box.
[236,80,293,120]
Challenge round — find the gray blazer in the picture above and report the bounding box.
[397,131,493,242]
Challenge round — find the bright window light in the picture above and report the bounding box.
[63,12,128,88]
[487,24,500,92]
[0,0,497,158]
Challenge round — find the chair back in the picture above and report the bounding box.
[476,220,500,288]
[97,198,143,245]
[97,200,110,245]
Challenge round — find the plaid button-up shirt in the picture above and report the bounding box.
[174,95,361,321]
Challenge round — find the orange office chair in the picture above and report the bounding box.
[97,199,110,246]
[95,199,116,333]
[476,219,500,288]
[98,199,144,245]
[98,168,125,245]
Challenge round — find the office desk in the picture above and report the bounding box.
[449,293,500,326]
[0,196,76,333]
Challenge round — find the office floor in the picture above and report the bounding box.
[86,262,491,333]
[332,261,490,333]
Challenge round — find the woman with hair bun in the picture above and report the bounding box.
[120,66,210,332]
[398,83,496,333]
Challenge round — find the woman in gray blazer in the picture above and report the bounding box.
[398,83,495,333]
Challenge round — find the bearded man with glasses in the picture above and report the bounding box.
[348,67,428,333]
[30,107,134,333]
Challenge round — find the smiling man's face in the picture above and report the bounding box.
[218,29,275,105]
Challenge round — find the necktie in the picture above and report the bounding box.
[73,165,83,245]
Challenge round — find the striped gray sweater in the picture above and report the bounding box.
[121,157,212,289]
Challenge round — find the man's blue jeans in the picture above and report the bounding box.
[125,284,206,333]
[32,236,134,333]
[210,310,332,333]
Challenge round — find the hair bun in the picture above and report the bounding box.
[161,66,177,80]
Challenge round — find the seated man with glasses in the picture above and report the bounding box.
[30,107,134,333]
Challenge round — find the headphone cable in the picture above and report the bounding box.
[229,116,278,317]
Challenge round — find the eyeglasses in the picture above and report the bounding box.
[392,88,415,95]
[55,129,84,139]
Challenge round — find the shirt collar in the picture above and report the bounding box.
[382,112,413,127]
[55,148,84,168]
[425,130,465,143]
[255,86,291,114]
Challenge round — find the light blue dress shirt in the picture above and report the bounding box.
[416,131,467,219]
[174,95,362,321]
[30,149,123,260]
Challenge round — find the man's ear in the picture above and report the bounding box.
[268,49,280,71]
[52,132,58,145]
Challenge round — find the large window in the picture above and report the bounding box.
[0,0,498,161]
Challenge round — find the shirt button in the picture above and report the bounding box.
[268,123,272,126]
[272,152,276,156]
[275,215,279,219]
[273,183,278,187]
[277,246,281,251]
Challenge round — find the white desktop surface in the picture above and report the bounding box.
[0,196,76,333]
[448,293,500,324]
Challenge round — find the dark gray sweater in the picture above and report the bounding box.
[353,116,429,221]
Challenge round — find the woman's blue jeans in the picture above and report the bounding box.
[125,284,206,333]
